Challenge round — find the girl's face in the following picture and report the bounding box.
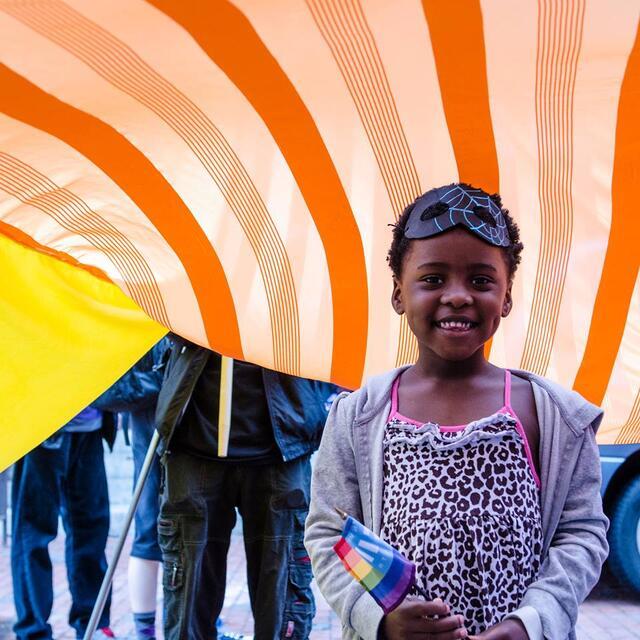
[392,228,512,363]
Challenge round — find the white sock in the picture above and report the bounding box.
[128,557,160,614]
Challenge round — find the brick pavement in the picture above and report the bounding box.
[0,438,639,639]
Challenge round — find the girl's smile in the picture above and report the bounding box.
[392,228,512,366]
[434,316,479,333]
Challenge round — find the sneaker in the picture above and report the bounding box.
[218,634,245,640]
[93,628,116,639]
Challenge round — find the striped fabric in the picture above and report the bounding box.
[0,0,638,467]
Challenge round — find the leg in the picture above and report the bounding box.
[129,557,160,640]
[129,409,163,636]
[239,455,315,640]
[159,452,236,640]
[131,409,163,565]
[11,439,65,639]
[61,430,110,636]
[128,557,159,613]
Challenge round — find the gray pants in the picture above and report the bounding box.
[158,451,315,640]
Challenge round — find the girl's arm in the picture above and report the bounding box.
[304,392,384,640]
[504,421,608,639]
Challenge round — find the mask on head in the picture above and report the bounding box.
[404,184,511,247]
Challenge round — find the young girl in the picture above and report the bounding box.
[305,184,608,640]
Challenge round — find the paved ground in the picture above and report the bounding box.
[1,436,639,639]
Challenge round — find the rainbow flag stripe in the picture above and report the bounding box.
[333,516,415,613]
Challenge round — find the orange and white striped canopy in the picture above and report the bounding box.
[1,0,639,469]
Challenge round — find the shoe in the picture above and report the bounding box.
[218,634,245,640]
[93,628,116,639]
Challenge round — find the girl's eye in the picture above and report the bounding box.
[472,276,493,287]
[421,275,443,285]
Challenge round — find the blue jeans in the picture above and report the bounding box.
[11,431,111,639]
[159,452,315,640]
[130,407,162,561]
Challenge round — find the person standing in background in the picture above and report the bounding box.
[10,406,116,640]
[154,338,336,640]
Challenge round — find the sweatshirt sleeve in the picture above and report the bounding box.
[304,393,384,640]
[518,423,609,639]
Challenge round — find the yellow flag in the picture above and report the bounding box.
[0,233,165,471]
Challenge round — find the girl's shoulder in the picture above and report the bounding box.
[508,371,539,426]
[510,369,603,436]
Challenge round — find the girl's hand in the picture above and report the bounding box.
[381,596,468,640]
[468,618,529,640]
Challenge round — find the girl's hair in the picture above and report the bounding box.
[387,183,524,279]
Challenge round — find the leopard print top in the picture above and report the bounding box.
[381,370,542,635]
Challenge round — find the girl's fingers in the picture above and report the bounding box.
[424,614,466,633]
[410,597,450,617]
[405,613,466,635]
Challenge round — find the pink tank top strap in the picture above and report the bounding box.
[502,369,541,488]
[503,369,512,409]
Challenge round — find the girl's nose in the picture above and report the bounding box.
[440,287,473,307]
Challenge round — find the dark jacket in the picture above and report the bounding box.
[93,337,170,415]
[155,335,334,462]
[92,337,170,447]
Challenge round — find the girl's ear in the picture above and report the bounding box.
[502,283,513,317]
[391,277,405,315]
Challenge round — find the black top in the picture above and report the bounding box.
[171,355,280,463]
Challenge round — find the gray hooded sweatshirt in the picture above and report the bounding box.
[305,367,608,640]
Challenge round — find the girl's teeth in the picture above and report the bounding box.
[440,321,471,330]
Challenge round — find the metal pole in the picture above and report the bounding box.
[83,429,161,640]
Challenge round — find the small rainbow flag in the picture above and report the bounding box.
[333,513,416,613]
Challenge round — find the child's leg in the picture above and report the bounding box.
[129,410,163,638]
[129,557,159,612]
[129,557,159,638]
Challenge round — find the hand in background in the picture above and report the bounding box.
[381,597,468,640]
[468,618,529,640]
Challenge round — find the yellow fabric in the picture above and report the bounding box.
[350,559,372,582]
[0,233,166,471]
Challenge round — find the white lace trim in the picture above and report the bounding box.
[384,411,520,451]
